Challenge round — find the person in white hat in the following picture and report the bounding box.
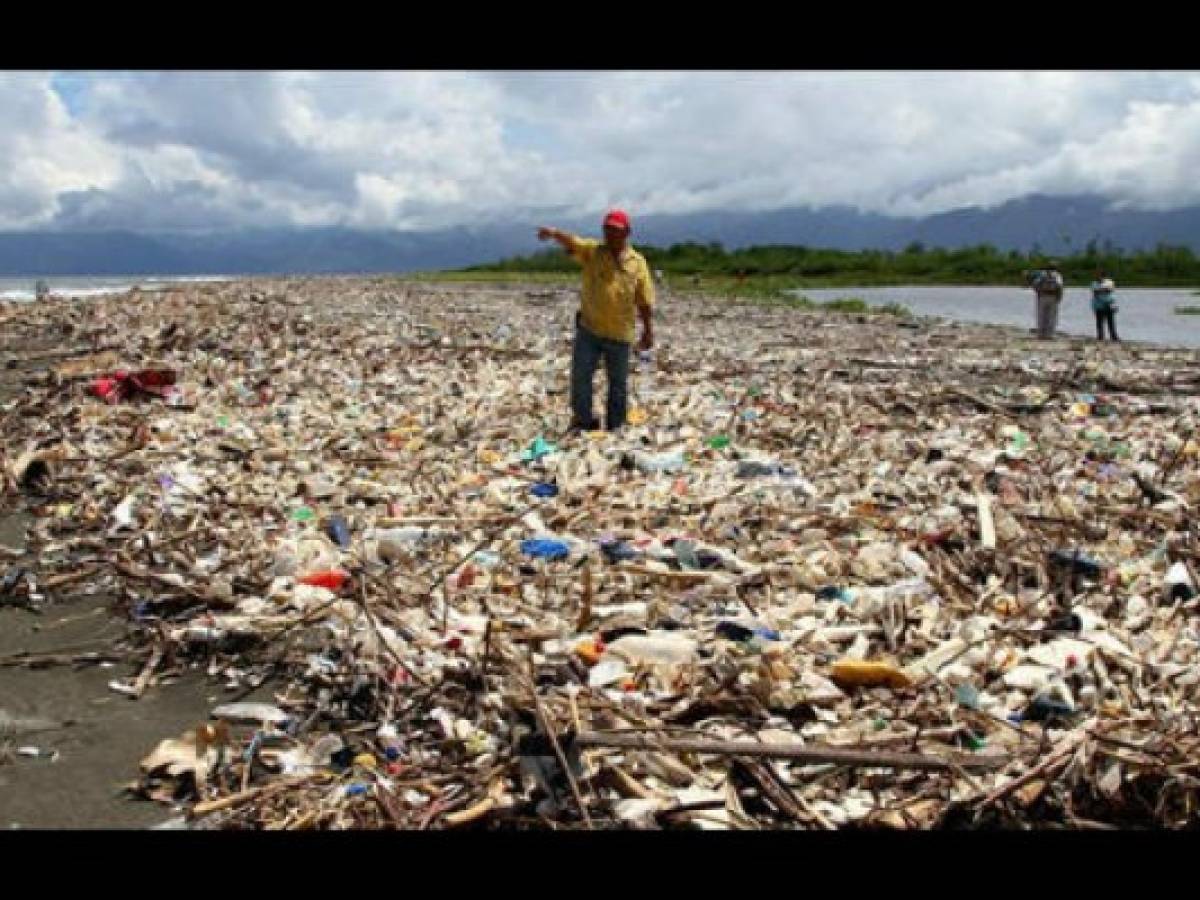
[1090,269,1120,342]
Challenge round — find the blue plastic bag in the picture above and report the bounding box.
[520,538,570,561]
[326,515,351,549]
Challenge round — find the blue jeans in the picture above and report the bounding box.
[571,317,630,430]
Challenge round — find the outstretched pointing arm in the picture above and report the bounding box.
[537,226,580,255]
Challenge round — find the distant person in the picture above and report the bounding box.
[1027,260,1064,339]
[1091,270,1120,342]
[537,210,655,432]
[34,279,50,301]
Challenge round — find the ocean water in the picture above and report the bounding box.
[0,275,231,302]
[793,285,1200,349]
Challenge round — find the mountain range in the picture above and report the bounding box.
[1,194,1197,276]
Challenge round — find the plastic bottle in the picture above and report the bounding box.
[375,527,447,561]
[673,539,702,570]
[715,621,782,643]
[830,659,913,690]
[625,450,686,474]
[636,349,655,400]
[184,623,225,643]
[376,723,405,762]
[604,633,698,666]
[902,637,968,681]
[735,460,794,479]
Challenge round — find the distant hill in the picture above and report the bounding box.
[1,194,1197,275]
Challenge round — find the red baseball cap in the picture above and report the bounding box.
[603,209,631,232]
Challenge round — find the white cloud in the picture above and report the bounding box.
[0,70,1199,231]
[0,73,122,227]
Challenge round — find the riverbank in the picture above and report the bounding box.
[2,277,1199,829]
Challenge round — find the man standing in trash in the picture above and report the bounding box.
[537,210,655,432]
[1028,260,1065,340]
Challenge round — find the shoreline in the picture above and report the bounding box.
[3,272,1199,350]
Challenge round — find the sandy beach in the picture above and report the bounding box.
[2,277,1198,829]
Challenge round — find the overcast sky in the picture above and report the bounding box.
[4,70,1200,232]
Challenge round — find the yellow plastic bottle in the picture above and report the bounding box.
[830,659,913,690]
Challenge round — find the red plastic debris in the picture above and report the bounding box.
[298,570,350,591]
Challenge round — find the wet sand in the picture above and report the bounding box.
[0,337,218,829]
[0,603,217,829]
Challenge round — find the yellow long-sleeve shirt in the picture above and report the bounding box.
[566,237,655,344]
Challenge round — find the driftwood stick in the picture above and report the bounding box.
[973,725,1093,811]
[532,692,594,829]
[190,774,328,818]
[573,731,1009,772]
[129,642,165,700]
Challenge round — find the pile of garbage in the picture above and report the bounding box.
[3,277,1200,829]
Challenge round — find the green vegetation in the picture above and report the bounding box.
[460,239,1200,288]
[411,238,1200,320]
[1174,305,1200,315]
[819,297,871,314]
[410,266,911,318]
